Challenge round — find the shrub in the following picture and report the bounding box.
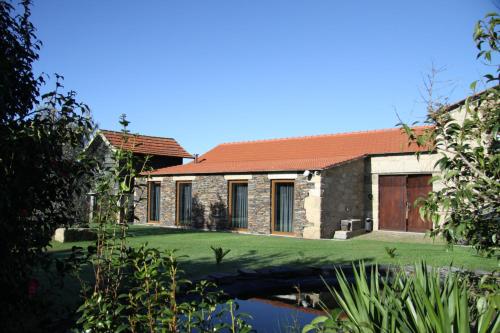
[211,246,231,265]
[384,247,397,258]
[303,262,499,333]
[400,13,499,255]
[0,1,95,330]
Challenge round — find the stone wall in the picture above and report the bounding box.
[192,175,228,229]
[247,175,271,234]
[302,174,322,239]
[134,177,148,224]
[135,173,317,237]
[90,134,186,225]
[293,175,317,237]
[320,158,366,238]
[134,154,447,236]
[160,177,176,226]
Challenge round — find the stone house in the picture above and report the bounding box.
[86,130,193,222]
[87,130,193,171]
[135,126,441,238]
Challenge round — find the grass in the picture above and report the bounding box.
[49,225,498,277]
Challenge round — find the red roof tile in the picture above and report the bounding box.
[148,126,432,175]
[100,130,193,158]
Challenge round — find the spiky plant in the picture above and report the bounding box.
[303,262,499,333]
[210,246,231,265]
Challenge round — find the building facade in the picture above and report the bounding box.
[135,127,440,238]
[86,130,193,223]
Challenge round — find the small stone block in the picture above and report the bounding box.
[53,228,97,242]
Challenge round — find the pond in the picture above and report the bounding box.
[230,289,335,332]
[204,265,359,332]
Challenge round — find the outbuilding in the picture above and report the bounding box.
[135,126,439,238]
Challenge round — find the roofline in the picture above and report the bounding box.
[368,151,435,158]
[442,87,493,113]
[143,151,432,176]
[217,126,431,146]
[99,129,194,158]
[321,155,367,170]
[99,129,175,141]
[143,170,304,177]
[84,130,116,152]
[133,152,195,159]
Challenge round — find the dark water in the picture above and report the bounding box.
[227,290,336,332]
[234,297,319,332]
[206,266,363,332]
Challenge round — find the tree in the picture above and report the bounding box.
[401,13,499,256]
[0,0,95,330]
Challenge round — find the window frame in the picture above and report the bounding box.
[271,179,295,235]
[176,181,193,226]
[147,181,161,223]
[228,180,249,231]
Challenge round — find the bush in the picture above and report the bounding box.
[400,13,499,255]
[0,1,95,330]
[384,247,397,258]
[303,262,499,333]
[211,246,231,265]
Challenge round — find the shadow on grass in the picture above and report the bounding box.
[180,247,375,278]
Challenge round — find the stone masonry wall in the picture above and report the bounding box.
[247,175,271,234]
[293,175,316,237]
[192,175,228,229]
[320,158,366,238]
[160,177,176,226]
[134,177,148,224]
[135,173,316,237]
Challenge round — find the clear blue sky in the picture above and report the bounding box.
[31,0,498,155]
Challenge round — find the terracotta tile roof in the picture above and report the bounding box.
[100,130,193,158]
[148,126,432,175]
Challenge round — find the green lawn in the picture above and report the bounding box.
[49,225,498,277]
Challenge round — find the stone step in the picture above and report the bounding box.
[333,229,366,240]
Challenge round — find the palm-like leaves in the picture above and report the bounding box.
[210,246,231,264]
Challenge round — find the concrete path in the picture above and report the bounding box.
[355,230,446,244]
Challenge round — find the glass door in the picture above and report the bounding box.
[272,181,294,233]
[229,181,248,229]
[176,182,192,225]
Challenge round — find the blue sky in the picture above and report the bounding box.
[31,0,498,155]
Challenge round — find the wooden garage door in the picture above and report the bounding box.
[379,174,432,232]
[379,176,407,231]
[406,175,432,232]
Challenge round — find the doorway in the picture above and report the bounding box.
[378,174,432,232]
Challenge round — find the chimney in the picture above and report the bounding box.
[194,154,199,163]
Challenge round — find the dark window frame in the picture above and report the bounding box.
[176,181,193,226]
[271,180,295,235]
[147,181,161,223]
[228,180,249,230]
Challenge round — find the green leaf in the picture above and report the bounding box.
[470,81,478,91]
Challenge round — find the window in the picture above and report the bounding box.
[148,182,161,222]
[271,180,294,234]
[176,182,192,226]
[228,181,248,229]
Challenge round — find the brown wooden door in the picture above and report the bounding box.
[379,175,407,231]
[406,175,432,232]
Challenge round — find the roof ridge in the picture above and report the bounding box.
[100,129,176,141]
[191,155,357,164]
[219,125,431,146]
